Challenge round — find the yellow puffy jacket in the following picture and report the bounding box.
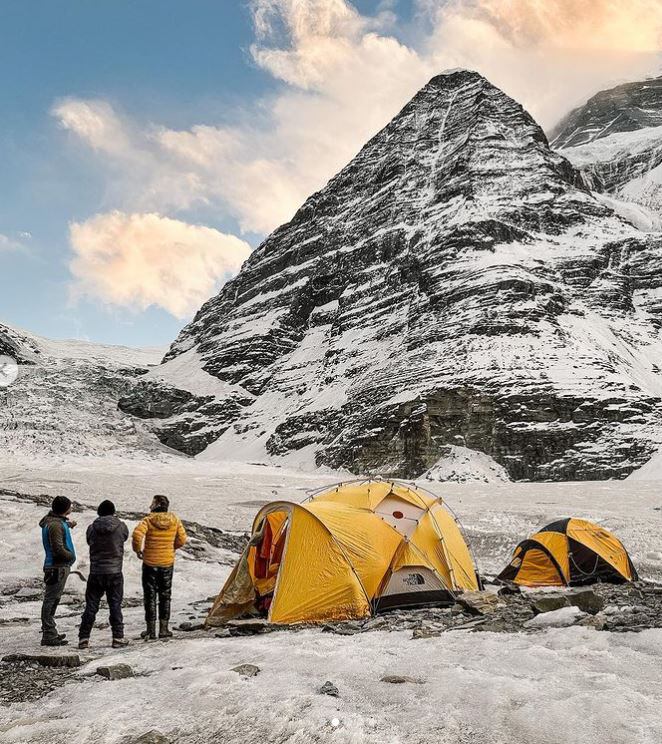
[132,512,187,568]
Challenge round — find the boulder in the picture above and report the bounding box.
[568,589,605,615]
[531,595,571,614]
[97,664,134,680]
[15,587,41,599]
[2,653,81,668]
[231,664,260,677]
[227,618,276,636]
[319,681,340,697]
[124,732,170,744]
[456,591,502,616]
[412,627,444,639]
[178,622,205,632]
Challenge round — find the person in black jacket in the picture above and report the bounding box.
[79,500,129,649]
[40,496,77,646]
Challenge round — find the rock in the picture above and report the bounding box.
[2,653,81,668]
[214,629,232,639]
[15,587,41,599]
[322,622,362,635]
[0,617,30,625]
[446,618,489,632]
[231,664,260,677]
[381,675,425,685]
[456,591,502,615]
[531,595,571,614]
[496,582,521,596]
[568,589,605,615]
[578,613,607,630]
[361,616,390,630]
[319,681,340,697]
[227,618,276,636]
[178,622,205,632]
[524,606,587,629]
[96,664,134,680]
[412,627,444,639]
[124,732,170,744]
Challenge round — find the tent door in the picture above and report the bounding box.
[376,567,453,611]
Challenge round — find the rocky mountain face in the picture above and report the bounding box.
[0,322,170,462]
[552,78,662,219]
[551,78,662,149]
[125,70,662,480]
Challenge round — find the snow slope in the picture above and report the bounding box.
[554,77,662,221]
[0,321,172,464]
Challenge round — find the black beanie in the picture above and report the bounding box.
[97,500,116,517]
[151,494,170,512]
[52,496,72,516]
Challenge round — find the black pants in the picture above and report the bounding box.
[79,573,124,639]
[142,565,173,623]
[41,567,70,639]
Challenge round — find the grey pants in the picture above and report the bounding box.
[41,566,70,639]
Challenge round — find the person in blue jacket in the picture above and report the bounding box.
[39,496,77,646]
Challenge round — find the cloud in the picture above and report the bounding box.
[439,0,662,52]
[54,0,662,258]
[0,233,28,252]
[53,98,131,155]
[422,0,662,126]
[69,212,251,318]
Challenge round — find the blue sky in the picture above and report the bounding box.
[1,1,659,348]
[0,1,268,346]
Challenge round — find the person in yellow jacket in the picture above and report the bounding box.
[132,495,187,640]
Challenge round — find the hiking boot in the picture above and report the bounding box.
[78,638,89,650]
[112,637,130,649]
[158,620,173,639]
[41,636,69,647]
[140,622,157,641]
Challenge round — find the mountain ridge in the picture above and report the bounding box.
[60,71,662,479]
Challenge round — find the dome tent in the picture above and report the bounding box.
[206,479,479,626]
[498,518,638,587]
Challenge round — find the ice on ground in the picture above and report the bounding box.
[524,606,587,628]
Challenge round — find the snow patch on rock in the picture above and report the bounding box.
[423,446,511,483]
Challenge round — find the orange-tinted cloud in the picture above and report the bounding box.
[69,212,251,318]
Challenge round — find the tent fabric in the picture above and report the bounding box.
[206,480,479,626]
[498,518,637,588]
[514,546,565,587]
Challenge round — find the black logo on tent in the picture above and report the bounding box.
[403,573,425,586]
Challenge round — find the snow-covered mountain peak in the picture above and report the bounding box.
[116,73,662,480]
[551,77,662,149]
[554,76,662,223]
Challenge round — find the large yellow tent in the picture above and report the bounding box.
[498,518,638,587]
[206,479,479,626]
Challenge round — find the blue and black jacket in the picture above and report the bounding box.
[40,512,76,569]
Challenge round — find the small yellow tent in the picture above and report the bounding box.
[498,518,638,587]
[206,479,479,626]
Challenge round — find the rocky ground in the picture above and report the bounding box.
[2,463,662,743]
[2,485,661,711]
